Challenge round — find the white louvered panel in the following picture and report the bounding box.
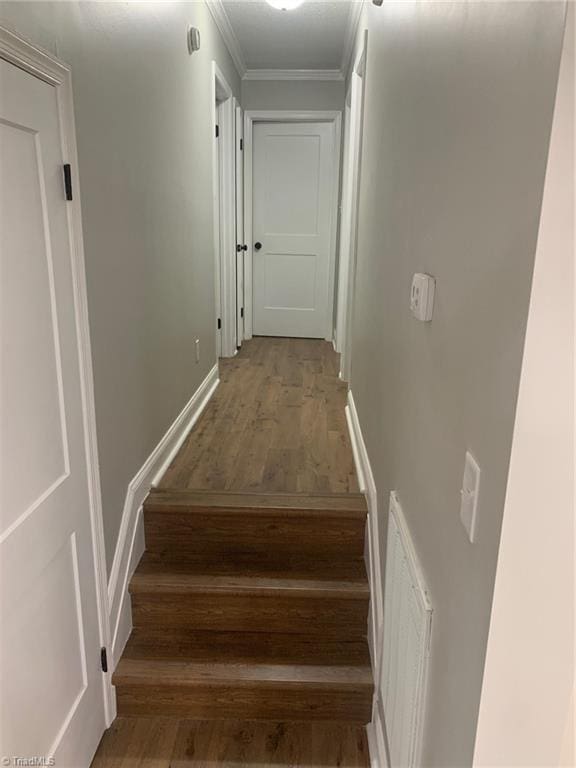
[381,492,433,767]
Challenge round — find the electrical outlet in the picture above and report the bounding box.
[195,338,200,363]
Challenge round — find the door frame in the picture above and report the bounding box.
[235,103,245,347]
[243,110,342,341]
[211,61,236,358]
[0,25,115,725]
[337,31,367,382]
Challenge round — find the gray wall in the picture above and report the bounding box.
[348,2,566,766]
[241,78,344,111]
[0,1,241,575]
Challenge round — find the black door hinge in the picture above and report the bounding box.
[240,138,243,151]
[217,318,222,330]
[215,124,219,138]
[63,164,73,201]
[100,647,108,673]
[240,307,244,318]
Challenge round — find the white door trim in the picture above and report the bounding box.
[235,102,245,347]
[243,110,342,341]
[337,31,367,382]
[0,24,115,725]
[211,61,236,358]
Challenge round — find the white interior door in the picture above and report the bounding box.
[235,103,244,347]
[0,57,106,766]
[252,121,335,338]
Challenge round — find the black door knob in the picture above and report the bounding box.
[254,241,262,251]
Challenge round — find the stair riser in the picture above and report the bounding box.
[131,594,369,637]
[143,511,365,561]
[116,684,373,723]
[140,551,367,579]
[121,629,371,666]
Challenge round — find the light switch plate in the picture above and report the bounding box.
[460,451,480,543]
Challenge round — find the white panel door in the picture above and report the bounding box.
[253,122,334,338]
[0,58,106,765]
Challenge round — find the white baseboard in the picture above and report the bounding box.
[345,390,387,766]
[107,363,220,668]
[345,396,366,492]
[367,698,390,767]
[345,391,383,657]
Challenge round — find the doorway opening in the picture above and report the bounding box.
[335,33,367,383]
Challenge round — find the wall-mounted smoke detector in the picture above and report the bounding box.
[266,0,305,10]
[187,26,201,54]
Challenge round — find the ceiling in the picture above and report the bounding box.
[211,0,358,74]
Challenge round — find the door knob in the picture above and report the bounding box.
[254,241,262,251]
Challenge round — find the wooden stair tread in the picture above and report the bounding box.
[130,568,369,599]
[122,629,371,667]
[113,657,372,689]
[145,488,367,517]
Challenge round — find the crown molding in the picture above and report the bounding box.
[341,0,365,76]
[205,0,363,83]
[243,69,344,82]
[204,0,246,77]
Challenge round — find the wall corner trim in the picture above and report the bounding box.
[367,701,390,768]
[204,0,246,78]
[345,389,386,766]
[107,363,220,668]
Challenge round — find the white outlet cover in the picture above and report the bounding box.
[460,451,480,543]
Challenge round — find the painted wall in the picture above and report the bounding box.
[241,78,344,111]
[347,2,567,765]
[473,8,574,765]
[0,1,241,575]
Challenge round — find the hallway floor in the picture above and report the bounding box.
[160,337,359,494]
[91,716,370,767]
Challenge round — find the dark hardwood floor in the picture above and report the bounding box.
[160,337,359,494]
[91,716,370,767]
[92,338,370,768]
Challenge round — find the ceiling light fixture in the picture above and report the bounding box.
[265,0,305,10]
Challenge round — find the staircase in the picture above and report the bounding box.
[113,489,373,722]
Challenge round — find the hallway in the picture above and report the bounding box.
[2,2,572,766]
[161,337,359,494]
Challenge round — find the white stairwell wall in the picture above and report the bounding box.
[108,365,219,672]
